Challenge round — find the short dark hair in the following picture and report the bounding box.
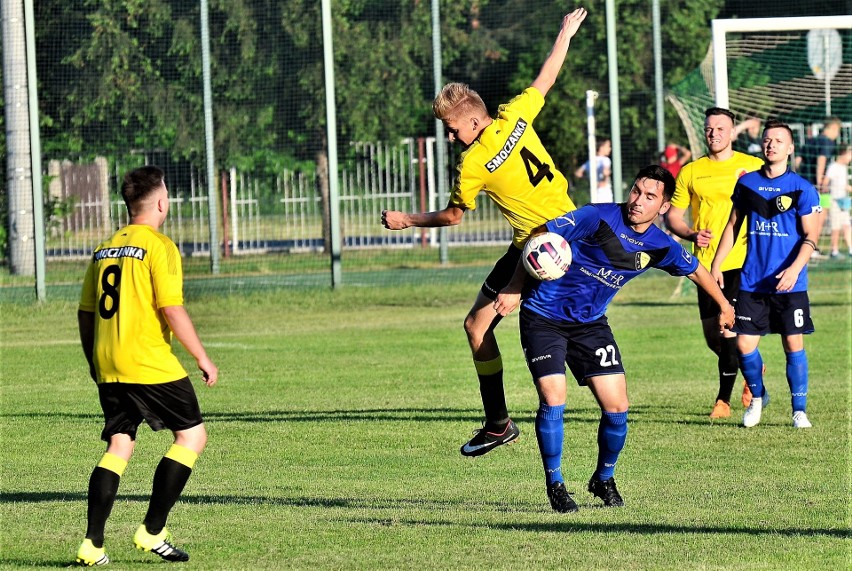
[632,164,676,202]
[121,166,165,213]
[704,107,736,123]
[763,118,794,141]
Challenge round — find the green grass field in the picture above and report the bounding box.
[1,271,850,569]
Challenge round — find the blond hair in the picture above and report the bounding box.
[432,83,488,122]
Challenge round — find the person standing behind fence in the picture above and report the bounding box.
[825,144,852,258]
[796,117,842,258]
[711,119,821,429]
[574,138,613,203]
[75,166,218,566]
[664,107,764,420]
[659,143,691,179]
[381,8,587,457]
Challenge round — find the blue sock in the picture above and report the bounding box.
[786,350,809,412]
[535,403,565,486]
[594,410,628,481]
[739,348,765,399]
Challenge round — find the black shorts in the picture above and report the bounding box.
[733,290,814,336]
[697,268,740,320]
[481,244,523,300]
[520,310,625,385]
[97,377,203,442]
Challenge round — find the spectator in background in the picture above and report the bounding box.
[797,117,843,257]
[734,116,764,157]
[825,144,852,258]
[575,138,613,203]
[660,143,691,179]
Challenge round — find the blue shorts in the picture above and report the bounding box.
[733,290,814,336]
[519,310,624,385]
[97,377,203,442]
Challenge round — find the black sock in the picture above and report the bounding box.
[475,356,509,426]
[85,467,121,547]
[717,337,739,402]
[143,457,192,535]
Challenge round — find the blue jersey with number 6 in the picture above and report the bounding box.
[732,169,820,294]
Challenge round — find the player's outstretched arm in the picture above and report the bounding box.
[381,205,465,230]
[161,305,218,387]
[77,309,97,382]
[530,7,587,98]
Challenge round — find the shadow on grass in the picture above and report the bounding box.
[1,491,847,540]
[0,404,689,427]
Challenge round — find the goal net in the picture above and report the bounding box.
[668,16,852,155]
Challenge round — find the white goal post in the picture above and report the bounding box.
[712,16,852,111]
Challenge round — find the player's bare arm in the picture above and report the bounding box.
[381,205,465,230]
[775,211,820,292]
[665,205,712,247]
[77,309,97,382]
[710,206,742,287]
[530,7,587,97]
[161,305,218,386]
[687,265,735,331]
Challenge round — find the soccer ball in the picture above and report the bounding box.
[522,232,572,281]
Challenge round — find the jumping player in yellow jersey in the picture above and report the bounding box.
[75,166,218,566]
[665,107,764,419]
[382,8,587,457]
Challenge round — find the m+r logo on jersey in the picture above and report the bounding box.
[554,212,576,227]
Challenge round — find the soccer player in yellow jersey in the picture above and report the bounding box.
[75,166,218,566]
[665,107,764,419]
[382,8,586,456]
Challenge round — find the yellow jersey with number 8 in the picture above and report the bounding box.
[79,224,188,384]
[449,87,575,248]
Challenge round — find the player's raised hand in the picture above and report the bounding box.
[561,7,588,39]
[381,209,408,230]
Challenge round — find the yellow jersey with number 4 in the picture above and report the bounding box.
[79,224,188,384]
[449,87,575,247]
[672,152,764,271]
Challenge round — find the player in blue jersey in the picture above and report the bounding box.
[711,119,821,429]
[494,165,735,512]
